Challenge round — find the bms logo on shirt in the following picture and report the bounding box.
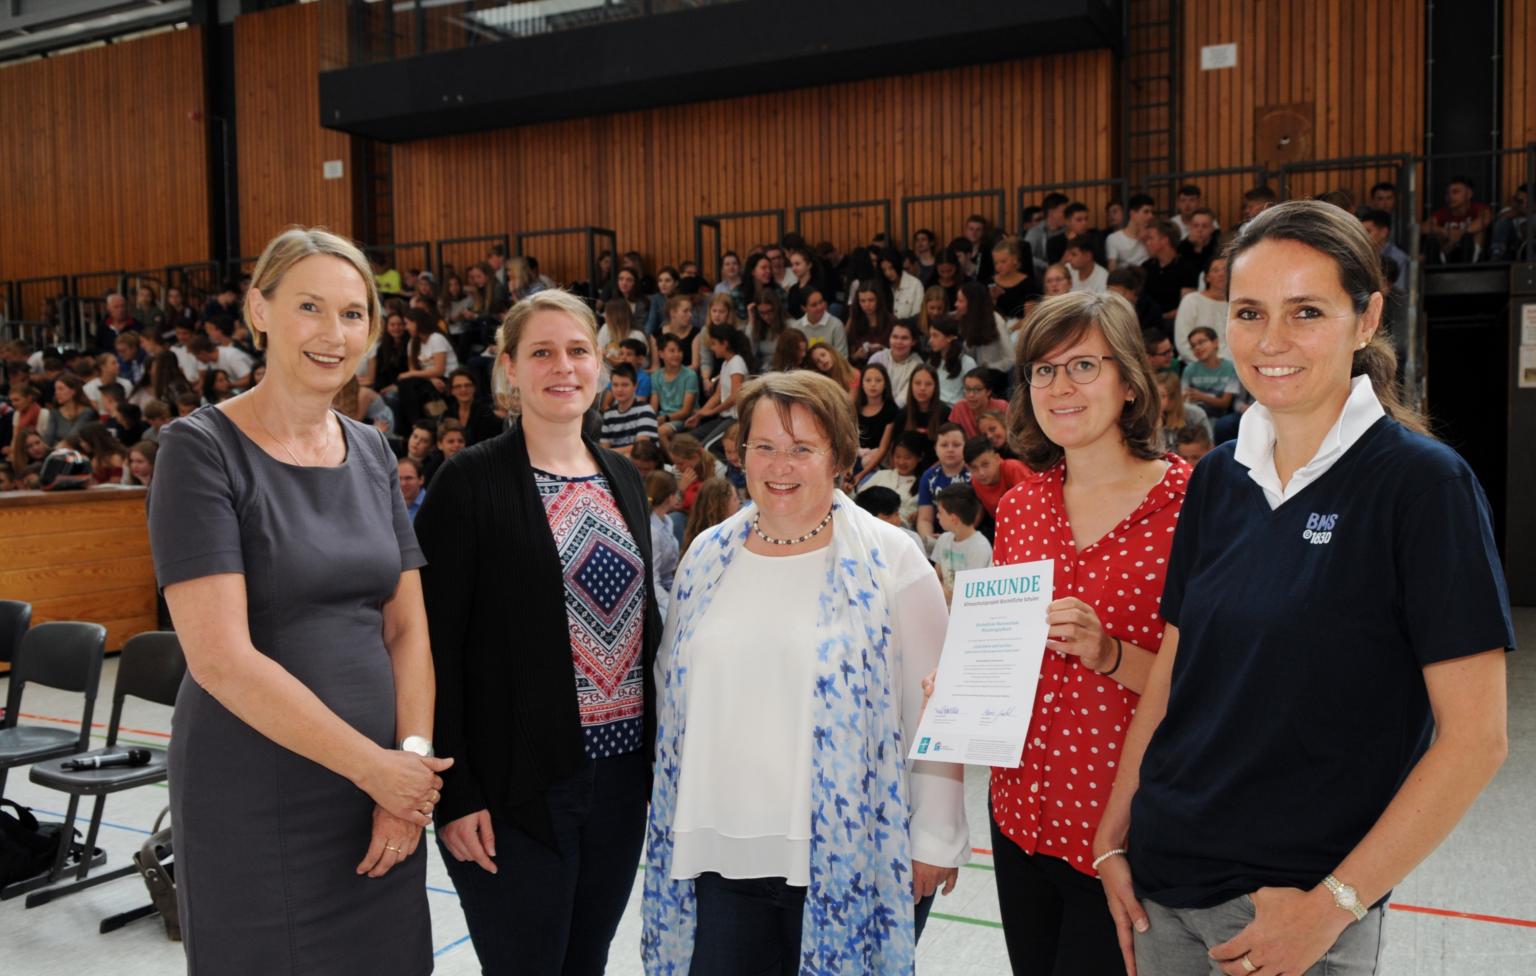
[1302,512,1339,545]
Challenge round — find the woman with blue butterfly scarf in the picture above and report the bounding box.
[642,370,970,975]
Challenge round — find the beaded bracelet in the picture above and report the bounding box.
[1092,848,1127,872]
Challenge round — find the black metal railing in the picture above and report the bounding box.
[435,234,512,280]
[899,189,1007,247]
[514,226,617,299]
[793,199,892,250]
[6,145,1532,420]
[693,210,785,278]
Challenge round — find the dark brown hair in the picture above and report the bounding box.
[1223,199,1430,436]
[1006,291,1164,470]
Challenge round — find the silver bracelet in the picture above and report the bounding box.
[1091,848,1127,872]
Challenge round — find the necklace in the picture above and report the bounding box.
[252,404,330,466]
[752,506,834,546]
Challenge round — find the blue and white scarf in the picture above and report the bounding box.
[641,492,916,975]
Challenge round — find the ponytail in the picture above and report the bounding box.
[1352,333,1431,437]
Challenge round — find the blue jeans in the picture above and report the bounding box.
[439,750,648,976]
[688,872,935,975]
[1134,892,1385,975]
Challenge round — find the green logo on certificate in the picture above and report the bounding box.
[917,737,931,755]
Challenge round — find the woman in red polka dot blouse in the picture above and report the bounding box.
[990,291,1190,974]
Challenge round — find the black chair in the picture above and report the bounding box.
[0,621,105,802]
[0,600,32,723]
[20,631,185,909]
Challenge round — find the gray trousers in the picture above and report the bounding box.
[1134,893,1386,976]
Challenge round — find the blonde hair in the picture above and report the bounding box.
[734,370,859,475]
[915,285,947,338]
[991,236,1026,266]
[244,227,381,352]
[1007,291,1164,470]
[707,292,741,327]
[497,289,599,360]
[809,342,858,392]
[505,256,534,294]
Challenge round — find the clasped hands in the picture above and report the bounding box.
[355,748,454,878]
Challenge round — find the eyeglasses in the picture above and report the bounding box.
[745,441,831,463]
[1024,355,1116,388]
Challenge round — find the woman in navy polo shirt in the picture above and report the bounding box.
[1093,201,1514,976]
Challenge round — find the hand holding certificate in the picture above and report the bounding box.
[908,560,1053,767]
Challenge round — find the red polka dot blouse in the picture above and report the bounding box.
[988,455,1190,877]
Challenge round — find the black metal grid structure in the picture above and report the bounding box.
[899,189,1006,244]
[435,234,512,278]
[514,226,618,298]
[693,209,786,276]
[792,199,892,246]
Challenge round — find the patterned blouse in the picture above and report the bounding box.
[989,457,1190,876]
[535,469,647,760]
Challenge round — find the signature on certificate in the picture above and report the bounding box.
[981,705,1018,718]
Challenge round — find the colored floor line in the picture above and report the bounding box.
[27,807,152,835]
[1387,903,1536,929]
[433,934,473,958]
[27,784,1536,936]
[18,711,171,740]
[929,911,1004,930]
[971,846,1536,931]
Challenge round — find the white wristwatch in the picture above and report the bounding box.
[399,735,434,758]
[1321,874,1367,922]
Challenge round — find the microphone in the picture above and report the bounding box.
[62,748,152,771]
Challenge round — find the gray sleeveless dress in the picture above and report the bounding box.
[148,406,431,975]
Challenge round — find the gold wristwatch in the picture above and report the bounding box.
[1322,874,1367,922]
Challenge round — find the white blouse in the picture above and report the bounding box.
[669,525,967,884]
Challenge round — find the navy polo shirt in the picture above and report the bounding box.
[1128,417,1515,909]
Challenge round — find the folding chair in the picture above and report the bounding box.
[22,631,185,910]
[0,621,105,803]
[0,600,31,723]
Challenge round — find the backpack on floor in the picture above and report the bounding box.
[0,799,69,885]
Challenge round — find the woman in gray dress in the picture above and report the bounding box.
[149,228,451,975]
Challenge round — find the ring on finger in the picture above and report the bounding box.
[1241,955,1257,974]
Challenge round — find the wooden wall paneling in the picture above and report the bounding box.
[1177,0,1424,228]
[1502,0,1536,207]
[390,55,1118,279]
[0,28,208,282]
[235,2,358,257]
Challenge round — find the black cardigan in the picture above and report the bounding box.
[413,421,662,847]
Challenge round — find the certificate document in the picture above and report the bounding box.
[907,560,1053,767]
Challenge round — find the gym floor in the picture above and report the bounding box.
[4,609,1533,975]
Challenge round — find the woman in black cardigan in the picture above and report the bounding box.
[415,289,662,976]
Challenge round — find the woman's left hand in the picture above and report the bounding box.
[1045,597,1113,671]
[912,860,958,902]
[356,805,424,879]
[1208,887,1351,975]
